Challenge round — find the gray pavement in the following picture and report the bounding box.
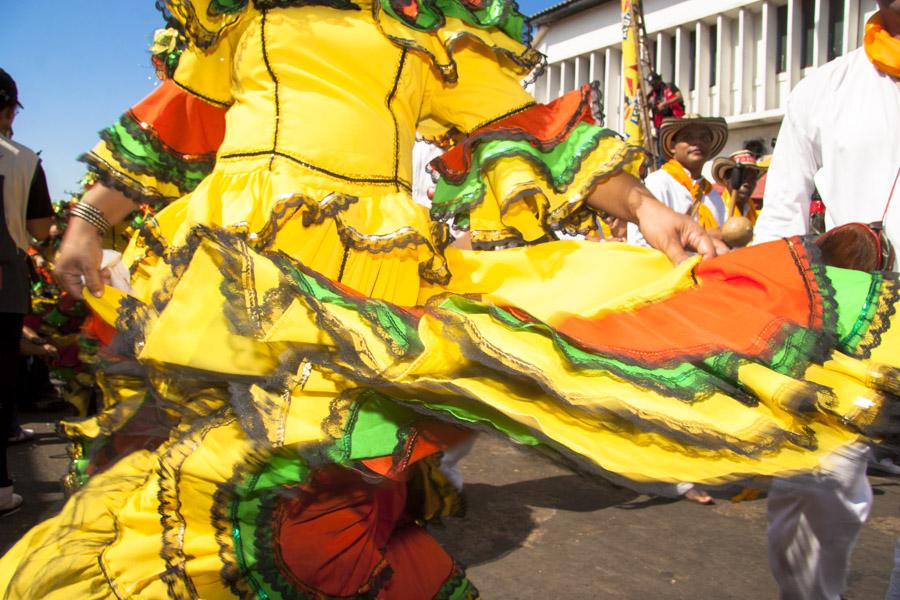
[3,415,898,598]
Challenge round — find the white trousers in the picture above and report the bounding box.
[767,444,872,600]
[887,537,900,600]
[439,435,477,491]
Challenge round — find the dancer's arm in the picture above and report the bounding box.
[585,171,728,263]
[423,47,724,263]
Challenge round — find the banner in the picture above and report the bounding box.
[621,0,643,146]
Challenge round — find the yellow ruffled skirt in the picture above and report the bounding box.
[2,142,898,599]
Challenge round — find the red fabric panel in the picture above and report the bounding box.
[273,466,456,599]
[378,525,456,600]
[275,467,404,597]
[130,79,226,156]
[82,314,116,347]
[550,239,822,365]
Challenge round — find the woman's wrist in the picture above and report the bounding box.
[71,203,112,235]
[76,183,139,228]
[65,212,105,239]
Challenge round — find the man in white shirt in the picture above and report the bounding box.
[754,11,900,249]
[754,3,900,598]
[628,116,728,247]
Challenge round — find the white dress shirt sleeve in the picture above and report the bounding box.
[754,80,822,243]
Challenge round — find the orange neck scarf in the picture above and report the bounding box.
[661,159,719,229]
[865,12,900,78]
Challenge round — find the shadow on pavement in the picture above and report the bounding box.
[1,413,70,556]
[434,474,638,566]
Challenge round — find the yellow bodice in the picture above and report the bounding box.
[220,7,427,191]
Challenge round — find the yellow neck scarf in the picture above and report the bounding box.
[865,12,900,78]
[661,159,719,230]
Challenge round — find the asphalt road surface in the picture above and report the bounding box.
[3,414,898,598]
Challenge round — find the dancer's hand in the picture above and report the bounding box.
[52,184,135,299]
[54,219,108,299]
[635,200,729,264]
[585,172,728,265]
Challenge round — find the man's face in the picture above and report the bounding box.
[730,168,760,205]
[0,106,15,138]
[669,125,713,169]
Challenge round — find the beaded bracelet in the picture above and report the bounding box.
[71,203,111,235]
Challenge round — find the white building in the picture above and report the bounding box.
[528,0,879,156]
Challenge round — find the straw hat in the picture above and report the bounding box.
[711,149,768,187]
[658,115,728,159]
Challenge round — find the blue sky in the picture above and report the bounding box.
[4,0,558,200]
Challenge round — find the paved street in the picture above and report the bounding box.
[3,413,898,599]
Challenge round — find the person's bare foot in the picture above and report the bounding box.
[684,488,714,504]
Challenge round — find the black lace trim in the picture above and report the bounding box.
[787,237,841,370]
[461,142,645,249]
[97,112,214,194]
[461,100,536,138]
[166,0,246,50]
[371,5,542,84]
[133,214,170,261]
[853,275,900,359]
[589,80,605,124]
[80,154,172,205]
[432,83,600,185]
[212,464,255,599]
[121,109,217,165]
[157,414,230,599]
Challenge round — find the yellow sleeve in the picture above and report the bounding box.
[425,46,645,249]
[420,37,537,138]
[164,1,257,106]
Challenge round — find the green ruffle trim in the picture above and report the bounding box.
[166,0,531,48]
[430,121,610,228]
[210,0,249,14]
[379,0,531,44]
[95,113,215,195]
[434,567,479,600]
